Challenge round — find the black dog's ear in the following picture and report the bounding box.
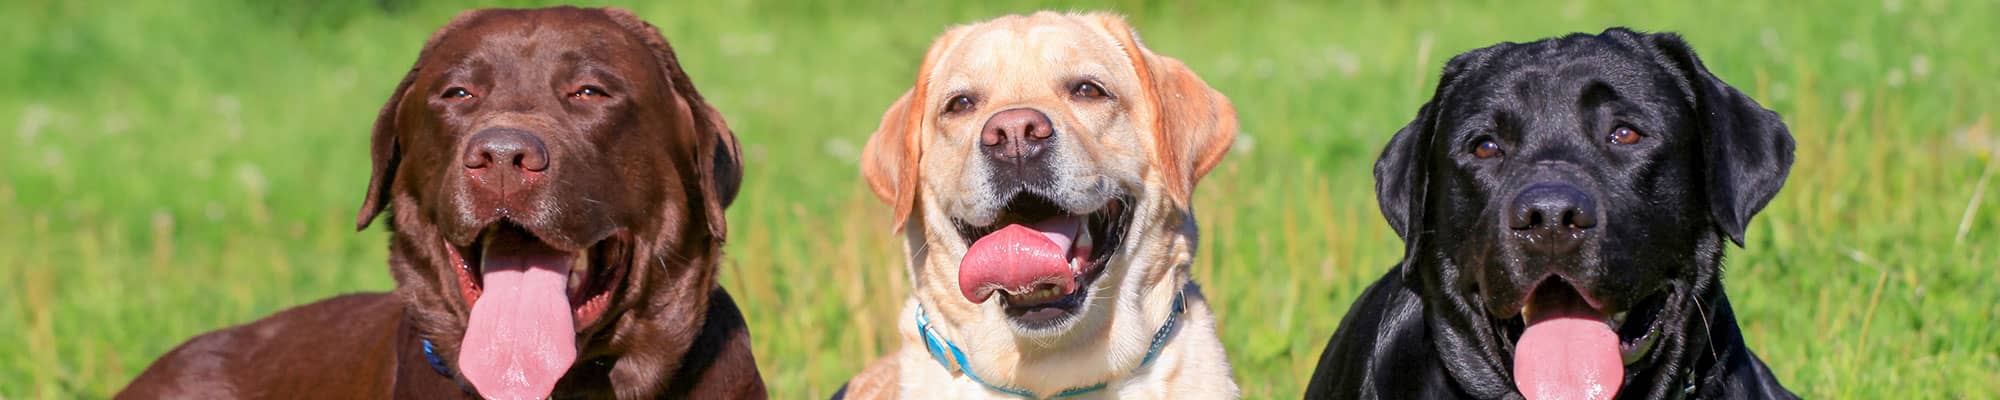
[1377,46,1503,243]
[604,7,742,241]
[1373,102,1432,242]
[1647,32,1795,246]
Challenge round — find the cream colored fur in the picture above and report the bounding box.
[849,11,1240,400]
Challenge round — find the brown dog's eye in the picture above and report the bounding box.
[569,86,609,99]
[945,96,974,114]
[1472,139,1503,159]
[1071,82,1110,99]
[1608,126,1643,144]
[441,87,474,99]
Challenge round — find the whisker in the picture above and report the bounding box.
[1691,290,1718,362]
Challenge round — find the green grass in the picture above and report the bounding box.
[4,0,1997,398]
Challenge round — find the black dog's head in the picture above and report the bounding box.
[1375,28,1792,398]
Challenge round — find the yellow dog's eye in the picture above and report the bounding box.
[1071,82,1110,99]
[945,95,975,114]
[1608,126,1643,145]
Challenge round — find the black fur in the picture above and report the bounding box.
[1307,28,1796,399]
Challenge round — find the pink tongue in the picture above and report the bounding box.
[958,216,1082,303]
[459,231,577,400]
[1513,291,1622,400]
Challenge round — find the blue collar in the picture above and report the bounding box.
[915,287,1188,399]
[421,338,453,377]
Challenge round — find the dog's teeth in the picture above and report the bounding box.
[1621,330,1659,365]
[568,253,589,294]
[1012,286,1059,303]
[477,230,496,273]
[1075,227,1093,249]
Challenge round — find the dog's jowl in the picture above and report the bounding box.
[1305,28,1798,400]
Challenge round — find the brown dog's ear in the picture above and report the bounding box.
[1087,14,1237,209]
[355,67,413,231]
[602,7,742,241]
[860,26,967,231]
[356,10,491,231]
[683,94,743,242]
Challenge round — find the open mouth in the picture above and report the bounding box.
[1497,278,1667,400]
[952,193,1133,331]
[443,223,630,331]
[439,222,630,400]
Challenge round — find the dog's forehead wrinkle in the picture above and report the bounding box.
[946,20,1121,95]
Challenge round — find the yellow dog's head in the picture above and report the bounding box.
[861,11,1234,354]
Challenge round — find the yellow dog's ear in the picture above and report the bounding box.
[862,26,968,231]
[1088,13,1237,209]
[862,88,920,231]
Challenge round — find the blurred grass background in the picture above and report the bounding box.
[3,0,1997,398]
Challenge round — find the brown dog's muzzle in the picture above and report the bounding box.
[464,127,551,171]
[462,127,552,201]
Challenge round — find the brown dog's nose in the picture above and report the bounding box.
[1508,183,1600,253]
[979,108,1054,161]
[463,128,550,172]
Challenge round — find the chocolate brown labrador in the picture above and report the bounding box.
[119,7,764,399]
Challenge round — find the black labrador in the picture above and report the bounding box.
[1305,28,1798,400]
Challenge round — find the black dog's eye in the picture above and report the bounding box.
[1609,126,1644,145]
[1472,139,1504,159]
[441,87,474,99]
[569,85,610,99]
[944,95,975,114]
[1071,81,1111,99]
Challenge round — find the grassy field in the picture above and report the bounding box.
[4,0,1998,398]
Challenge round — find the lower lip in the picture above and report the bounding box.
[1003,264,1100,326]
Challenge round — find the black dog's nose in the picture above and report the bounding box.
[463,128,550,172]
[979,108,1054,161]
[1508,184,1599,231]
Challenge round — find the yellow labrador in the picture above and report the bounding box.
[840,12,1239,400]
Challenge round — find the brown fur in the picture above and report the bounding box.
[120,7,763,399]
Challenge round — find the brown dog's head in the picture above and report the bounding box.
[862,11,1232,383]
[355,7,740,398]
